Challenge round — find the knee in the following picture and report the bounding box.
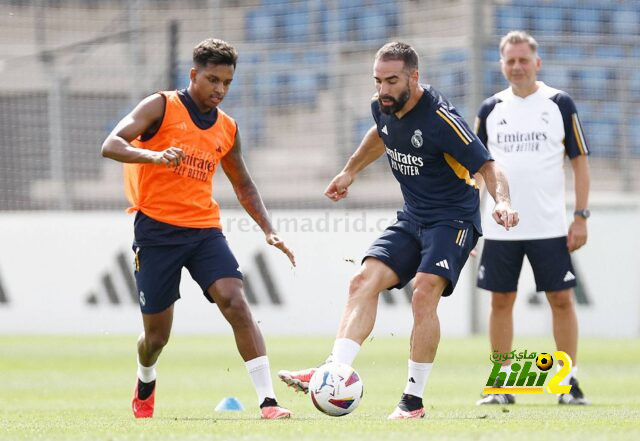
[348,272,367,295]
[145,331,170,351]
[548,291,574,311]
[217,289,253,326]
[491,293,516,312]
[411,281,442,317]
[348,268,387,304]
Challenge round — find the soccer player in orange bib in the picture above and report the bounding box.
[101,38,294,420]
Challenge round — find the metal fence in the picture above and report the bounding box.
[0,0,637,211]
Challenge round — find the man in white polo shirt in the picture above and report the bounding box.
[475,31,590,406]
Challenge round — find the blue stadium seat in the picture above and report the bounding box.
[483,68,504,96]
[600,102,622,119]
[456,106,470,122]
[577,68,614,100]
[261,0,292,6]
[282,7,311,42]
[551,45,585,60]
[574,102,596,122]
[438,51,468,101]
[535,45,547,60]
[540,66,570,91]
[269,51,296,65]
[629,116,640,156]
[245,9,277,42]
[532,6,566,35]
[303,51,330,89]
[431,71,460,99]
[357,8,387,41]
[338,0,364,11]
[261,50,322,108]
[176,63,190,90]
[229,107,265,147]
[611,7,640,35]
[368,0,400,30]
[354,117,377,145]
[582,119,617,157]
[570,6,603,34]
[336,12,358,41]
[483,47,499,63]
[593,45,625,60]
[290,73,318,105]
[302,50,328,65]
[495,6,528,34]
[440,49,467,64]
[630,71,640,100]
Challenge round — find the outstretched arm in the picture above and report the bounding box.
[325,125,386,201]
[221,130,295,266]
[477,160,519,230]
[101,93,185,167]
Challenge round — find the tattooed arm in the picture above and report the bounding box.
[221,130,295,266]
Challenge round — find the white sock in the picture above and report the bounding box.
[137,355,157,383]
[245,356,275,405]
[559,364,578,385]
[403,360,433,398]
[327,338,361,366]
[498,363,511,388]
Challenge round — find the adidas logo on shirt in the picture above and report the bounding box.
[435,259,449,270]
[381,125,388,135]
[563,271,576,282]
[498,119,507,125]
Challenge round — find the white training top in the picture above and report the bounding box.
[475,81,589,240]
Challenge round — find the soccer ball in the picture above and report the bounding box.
[536,353,554,371]
[309,362,363,417]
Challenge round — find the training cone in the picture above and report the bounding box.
[215,396,245,411]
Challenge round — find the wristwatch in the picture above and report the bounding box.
[574,209,591,219]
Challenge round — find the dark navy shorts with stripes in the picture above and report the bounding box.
[363,212,479,297]
[476,236,576,293]
[132,228,243,314]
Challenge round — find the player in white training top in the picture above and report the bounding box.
[475,31,590,406]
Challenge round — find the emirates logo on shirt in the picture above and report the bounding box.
[496,131,547,153]
[385,146,423,176]
[170,143,217,182]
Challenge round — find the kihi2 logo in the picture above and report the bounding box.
[483,350,573,395]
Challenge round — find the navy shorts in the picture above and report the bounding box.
[477,236,576,293]
[364,215,479,297]
[132,229,243,314]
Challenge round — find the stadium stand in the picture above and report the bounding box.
[0,0,637,211]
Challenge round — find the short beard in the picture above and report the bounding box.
[378,88,410,114]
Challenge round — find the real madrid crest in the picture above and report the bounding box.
[411,129,423,148]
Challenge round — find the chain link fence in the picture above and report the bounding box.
[0,0,637,211]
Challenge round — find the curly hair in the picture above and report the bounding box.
[193,38,238,68]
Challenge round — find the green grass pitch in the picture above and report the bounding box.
[1,335,639,440]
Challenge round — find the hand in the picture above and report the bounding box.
[153,146,185,168]
[492,200,519,231]
[567,219,587,252]
[324,172,353,202]
[266,232,296,267]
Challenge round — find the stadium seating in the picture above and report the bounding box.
[245,0,398,44]
[485,0,638,162]
[532,7,566,35]
[611,6,640,35]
